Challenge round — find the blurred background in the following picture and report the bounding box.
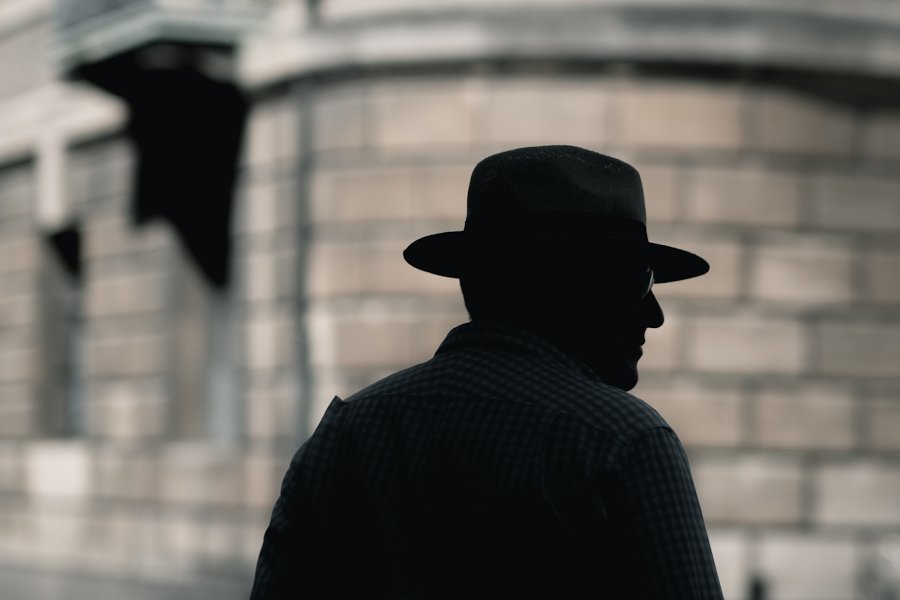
[0,0,899,598]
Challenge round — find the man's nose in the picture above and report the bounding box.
[642,291,665,329]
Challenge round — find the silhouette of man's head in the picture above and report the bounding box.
[459,243,663,391]
[403,145,709,391]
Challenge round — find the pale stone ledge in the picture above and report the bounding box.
[241,2,900,88]
[0,83,125,165]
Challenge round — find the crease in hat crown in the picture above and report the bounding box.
[403,144,710,283]
[464,145,647,225]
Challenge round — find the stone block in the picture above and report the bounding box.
[93,150,134,202]
[84,216,127,260]
[0,272,33,297]
[749,237,856,304]
[0,237,38,274]
[687,314,807,374]
[0,164,33,218]
[0,348,35,382]
[243,451,283,510]
[245,381,301,441]
[240,516,271,565]
[160,444,243,506]
[0,185,31,220]
[651,236,742,300]
[308,242,363,296]
[312,84,368,153]
[639,164,680,223]
[5,18,53,87]
[637,379,743,447]
[242,96,300,166]
[89,249,168,281]
[612,82,745,151]
[707,529,748,600]
[241,179,280,234]
[414,164,470,221]
[639,310,680,372]
[811,175,900,232]
[863,111,900,161]
[132,220,173,254]
[865,250,900,303]
[693,455,805,525]
[86,273,168,317]
[311,166,416,222]
[85,336,167,377]
[483,79,610,147]
[866,395,900,451]
[371,79,475,149]
[309,239,459,298]
[24,441,91,499]
[158,512,205,568]
[91,380,167,439]
[0,442,23,492]
[684,166,803,227]
[814,461,900,527]
[29,504,87,566]
[85,215,173,260]
[752,89,856,157]
[753,382,856,450]
[241,252,277,302]
[240,178,296,234]
[241,250,296,303]
[243,312,296,372]
[245,389,278,440]
[0,293,36,326]
[197,516,243,566]
[817,321,900,378]
[92,445,159,502]
[78,506,152,572]
[0,398,38,438]
[758,533,859,600]
[0,496,29,559]
[360,240,460,296]
[406,313,468,363]
[333,317,415,368]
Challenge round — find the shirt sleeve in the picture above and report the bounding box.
[616,426,724,599]
[248,396,347,600]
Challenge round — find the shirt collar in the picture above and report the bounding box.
[434,320,603,381]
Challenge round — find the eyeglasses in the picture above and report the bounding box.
[587,264,654,302]
[639,267,655,300]
[610,265,654,302]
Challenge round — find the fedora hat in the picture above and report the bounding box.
[403,145,709,283]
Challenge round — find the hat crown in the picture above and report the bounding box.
[402,144,709,283]
[466,145,647,225]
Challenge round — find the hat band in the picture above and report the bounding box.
[464,212,648,241]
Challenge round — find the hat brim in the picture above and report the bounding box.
[403,231,710,283]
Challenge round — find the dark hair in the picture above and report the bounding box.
[460,273,510,322]
[459,254,558,323]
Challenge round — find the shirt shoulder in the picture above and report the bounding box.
[341,345,671,445]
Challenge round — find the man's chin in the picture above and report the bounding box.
[608,371,639,392]
[590,358,639,391]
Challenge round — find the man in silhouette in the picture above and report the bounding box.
[250,145,724,599]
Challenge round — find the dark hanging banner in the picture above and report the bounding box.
[46,224,82,280]
[77,45,248,289]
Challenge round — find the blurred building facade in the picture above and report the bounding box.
[0,0,899,598]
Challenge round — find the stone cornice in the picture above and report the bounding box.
[240,2,900,88]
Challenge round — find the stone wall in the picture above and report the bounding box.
[302,70,900,599]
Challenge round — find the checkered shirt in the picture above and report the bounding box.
[250,321,723,599]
